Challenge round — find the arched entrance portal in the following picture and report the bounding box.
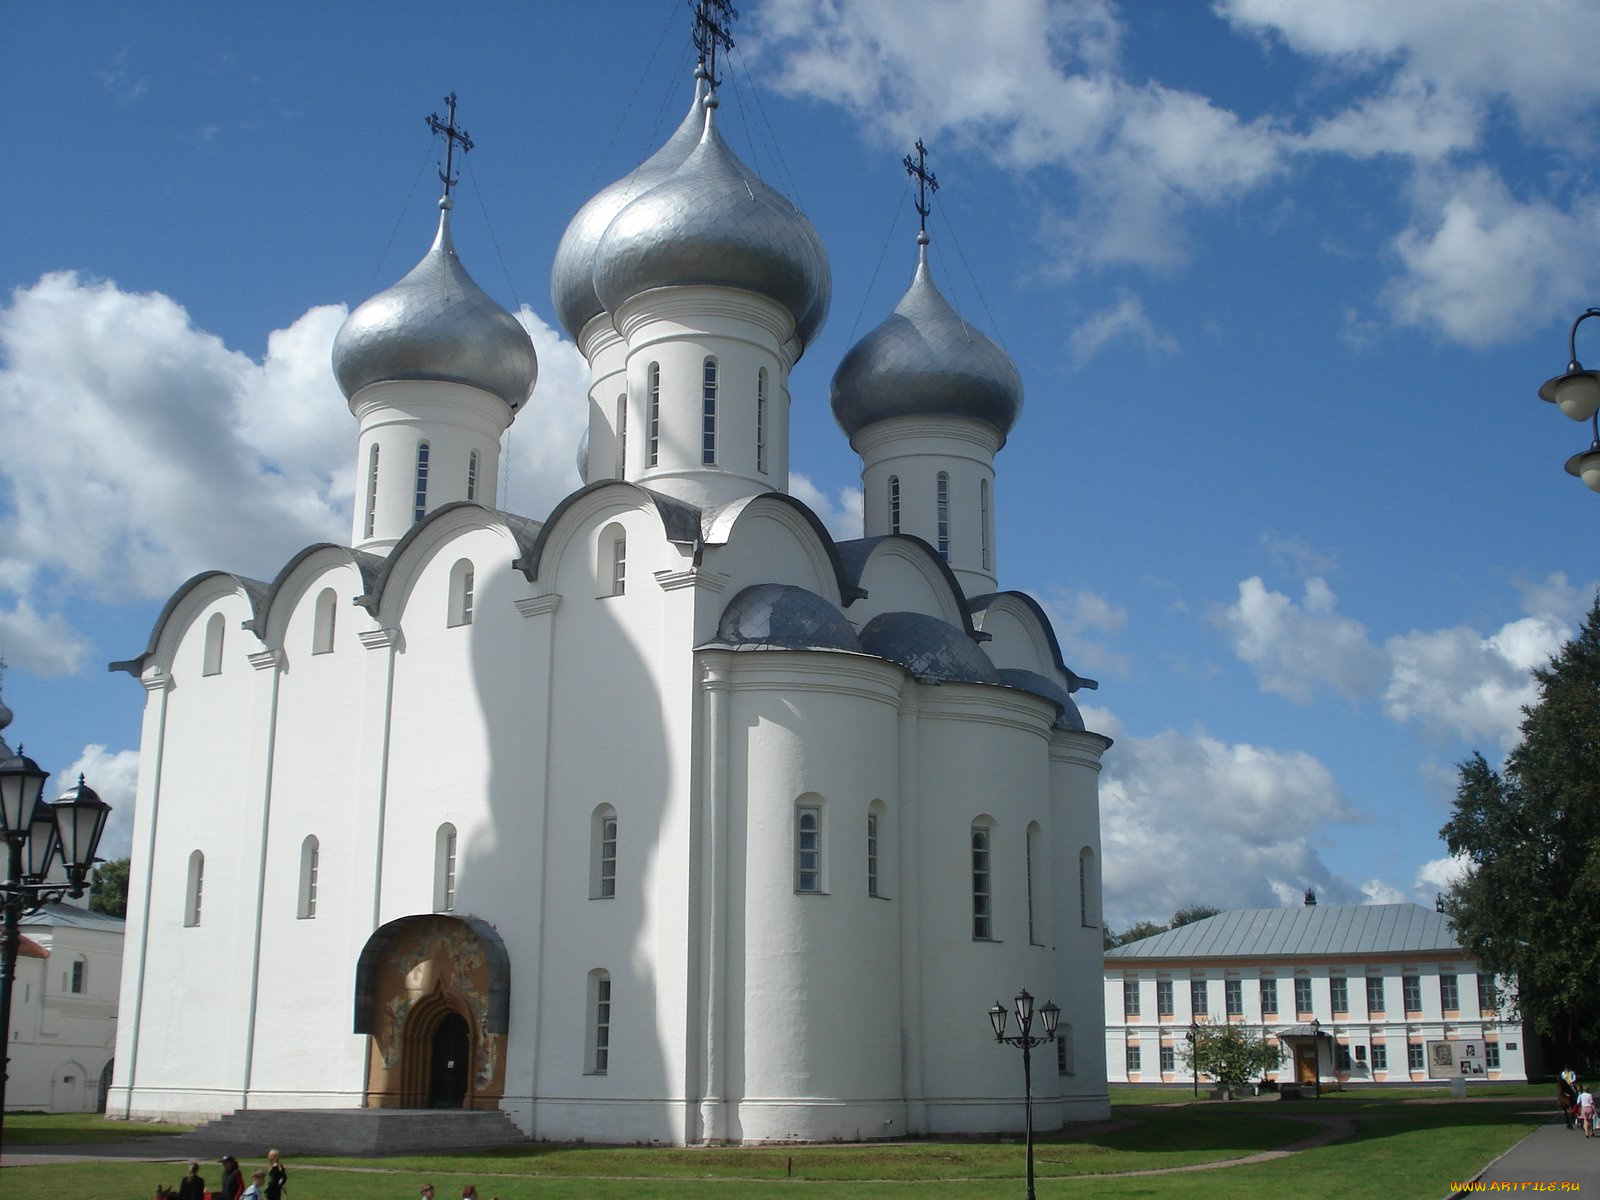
[353,914,510,1110]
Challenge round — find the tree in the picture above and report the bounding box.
[1180,1018,1283,1095]
[1442,597,1600,1067]
[1108,919,1169,949]
[90,857,130,918]
[1170,904,1221,929]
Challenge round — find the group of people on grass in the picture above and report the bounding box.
[154,1149,287,1199]
[1558,1070,1597,1137]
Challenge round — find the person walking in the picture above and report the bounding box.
[1561,1071,1579,1130]
[219,1154,245,1200]
[1579,1084,1596,1138]
[175,1162,205,1200]
[265,1148,288,1199]
[241,1169,266,1200]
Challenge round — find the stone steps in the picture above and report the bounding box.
[181,1108,527,1156]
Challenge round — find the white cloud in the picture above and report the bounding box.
[1216,576,1387,704]
[1414,853,1469,893]
[1068,293,1177,366]
[504,308,591,520]
[53,743,140,862]
[1040,586,1129,680]
[1359,878,1406,905]
[0,572,93,676]
[789,474,864,542]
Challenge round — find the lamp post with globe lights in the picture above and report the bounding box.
[0,695,112,1152]
[987,988,1060,1200]
[1538,307,1600,491]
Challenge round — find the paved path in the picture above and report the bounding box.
[1467,1118,1600,1193]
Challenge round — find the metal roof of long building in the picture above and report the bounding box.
[1103,903,1460,962]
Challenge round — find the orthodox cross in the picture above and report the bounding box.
[904,138,939,237]
[426,93,474,198]
[692,0,738,88]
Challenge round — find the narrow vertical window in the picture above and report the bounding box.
[413,441,431,524]
[1226,979,1244,1015]
[867,810,880,898]
[1367,976,1385,1014]
[1078,846,1097,927]
[936,472,950,561]
[312,587,337,655]
[888,476,901,534]
[980,479,992,570]
[599,524,626,597]
[615,394,628,478]
[1294,976,1314,1014]
[70,957,86,994]
[202,613,225,676]
[1057,1026,1075,1075]
[1123,979,1140,1017]
[1026,822,1042,945]
[298,835,320,919]
[1261,978,1278,1015]
[756,369,768,473]
[647,363,661,466]
[1440,972,1459,1011]
[1192,979,1209,1017]
[364,443,380,539]
[588,970,612,1074]
[701,357,718,464]
[184,850,205,927]
[795,804,822,893]
[592,805,618,899]
[1330,976,1349,1013]
[448,559,475,627]
[434,824,458,912]
[971,822,993,940]
[467,450,480,502]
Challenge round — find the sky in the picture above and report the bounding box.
[5,0,1600,931]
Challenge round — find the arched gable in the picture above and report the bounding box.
[969,591,1097,693]
[248,543,385,650]
[836,536,971,633]
[510,480,701,592]
[357,502,541,628]
[109,570,269,677]
[701,492,853,606]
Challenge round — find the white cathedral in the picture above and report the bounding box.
[106,39,1112,1145]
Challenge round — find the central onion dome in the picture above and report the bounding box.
[830,239,1022,443]
[550,70,710,340]
[591,96,831,353]
[333,199,537,411]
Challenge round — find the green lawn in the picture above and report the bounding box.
[0,1098,1546,1200]
[1,1111,192,1145]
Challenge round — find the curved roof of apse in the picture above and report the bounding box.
[703,583,863,652]
[859,611,999,685]
[996,667,1085,731]
[110,570,271,676]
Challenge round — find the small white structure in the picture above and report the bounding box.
[1103,903,1530,1088]
[6,903,125,1113]
[105,29,1111,1144]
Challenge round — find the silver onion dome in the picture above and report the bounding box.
[830,241,1022,443]
[333,200,538,411]
[592,98,831,353]
[550,71,709,340]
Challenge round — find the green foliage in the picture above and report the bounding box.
[89,857,129,918]
[1442,596,1600,1066]
[1110,919,1169,947]
[1179,1018,1283,1092]
[1170,904,1220,928]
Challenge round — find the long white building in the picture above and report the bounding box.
[1103,904,1530,1089]
[105,25,1111,1144]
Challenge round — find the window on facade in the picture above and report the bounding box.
[756,369,768,474]
[1294,976,1314,1014]
[1330,977,1349,1013]
[1485,1041,1500,1069]
[413,441,431,524]
[1440,972,1460,1011]
[447,559,475,627]
[1190,979,1208,1018]
[1057,1031,1074,1076]
[1478,973,1498,1012]
[796,803,822,893]
[312,587,337,655]
[1372,1043,1388,1071]
[1026,823,1042,945]
[647,362,661,466]
[1260,978,1278,1015]
[980,479,991,570]
[1225,979,1243,1016]
[867,805,882,898]
[1123,979,1140,1018]
[701,358,718,464]
[70,957,86,994]
[1078,847,1096,927]
[599,524,626,597]
[1403,974,1422,1013]
[364,443,380,539]
[1407,1042,1425,1072]
[185,850,204,927]
[1157,979,1173,1016]
[1160,1045,1175,1073]
[936,472,950,560]
[615,395,628,478]
[971,823,994,940]
[589,805,618,899]
[1367,976,1385,1014]
[298,835,320,919]
[1126,1043,1141,1073]
[888,476,901,534]
[467,450,480,502]
[434,824,458,912]
[588,969,612,1075]
[1335,1044,1352,1071]
[202,612,226,676]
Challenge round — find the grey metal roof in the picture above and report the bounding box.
[859,611,999,685]
[22,901,126,931]
[333,202,538,411]
[704,583,862,652]
[1104,904,1461,961]
[831,243,1021,442]
[997,667,1085,731]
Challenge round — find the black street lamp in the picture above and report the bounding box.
[1185,1021,1199,1097]
[988,988,1060,1200]
[1539,308,1600,490]
[1310,1017,1322,1100]
[0,700,111,1154]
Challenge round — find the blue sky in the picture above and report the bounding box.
[6,1,1600,930]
